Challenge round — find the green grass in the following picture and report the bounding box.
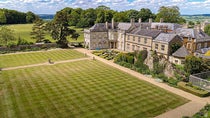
[0,49,85,68]
[0,59,188,118]
[5,24,84,44]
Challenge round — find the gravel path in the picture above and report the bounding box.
[2,57,90,71]
[75,48,210,118]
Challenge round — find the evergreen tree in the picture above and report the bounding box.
[31,19,46,43]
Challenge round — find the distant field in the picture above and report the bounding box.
[182,15,210,22]
[0,49,85,68]
[5,24,84,44]
[0,59,188,118]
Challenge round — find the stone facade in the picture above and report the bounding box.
[84,18,209,63]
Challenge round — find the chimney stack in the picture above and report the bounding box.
[138,18,142,23]
[105,22,108,29]
[130,18,135,26]
[112,18,114,29]
[149,18,152,24]
[160,18,163,23]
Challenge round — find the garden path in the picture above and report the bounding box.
[75,48,210,118]
[1,57,90,71]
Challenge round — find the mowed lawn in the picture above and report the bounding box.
[0,49,85,68]
[6,24,84,43]
[0,60,188,118]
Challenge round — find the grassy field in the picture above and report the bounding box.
[5,24,84,44]
[0,57,188,118]
[0,49,85,68]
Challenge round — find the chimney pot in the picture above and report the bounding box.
[105,22,108,29]
[149,18,152,24]
[112,18,114,29]
[160,18,163,23]
[139,18,142,23]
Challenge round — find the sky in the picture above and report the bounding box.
[0,0,210,15]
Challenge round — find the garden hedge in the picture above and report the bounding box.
[178,82,210,97]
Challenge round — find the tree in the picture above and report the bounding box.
[71,32,80,40]
[31,19,46,43]
[204,24,210,36]
[126,9,139,22]
[0,10,6,24]
[26,11,38,23]
[171,43,182,54]
[0,26,15,45]
[184,56,203,74]
[155,6,182,23]
[138,8,155,22]
[46,11,75,48]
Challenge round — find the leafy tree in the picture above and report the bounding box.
[126,9,139,21]
[184,56,203,74]
[71,32,80,40]
[204,24,210,36]
[155,6,182,23]
[26,11,38,23]
[171,43,182,54]
[31,19,46,43]
[113,11,128,22]
[138,8,155,22]
[0,26,16,45]
[0,10,6,24]
[46,11,75,48]
[95,10,105,23]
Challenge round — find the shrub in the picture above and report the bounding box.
[7,42,17,48]
[178,82,210,97]
[17,37,33,45]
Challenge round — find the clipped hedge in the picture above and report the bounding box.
[178,82,210,97]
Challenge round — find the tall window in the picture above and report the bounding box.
[132,45,135,51]
[204,42,208,48]
[155,44,158,49]
[187,43,191,49]
[197,43,201,49]
[138,37,140,43]
[161,45,165,51]
[127,44,130,50]
[144,38,147,44]
[136,46,140,50]
[127,36,130,40]
[133,36,135,41]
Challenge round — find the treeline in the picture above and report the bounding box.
[0,8,38,24]
[54,5,186,28]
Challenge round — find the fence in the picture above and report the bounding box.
[189,71,210,91]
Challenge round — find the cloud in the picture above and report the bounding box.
[0,0,209,14]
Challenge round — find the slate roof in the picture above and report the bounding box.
[196,47,210,54]
[129,28,162,38]
[89,23,118,32]
[172,46,190,58]
[151,23,182,31]
[154,33,178,43]
[174,28,210,41]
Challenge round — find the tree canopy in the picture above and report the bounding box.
[46,11,75,48]
[155,6,185,24]
[0,26,16,45]
[204,24,210,36]
[0,8,38,24]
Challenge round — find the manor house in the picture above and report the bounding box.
[84,18,210,59]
